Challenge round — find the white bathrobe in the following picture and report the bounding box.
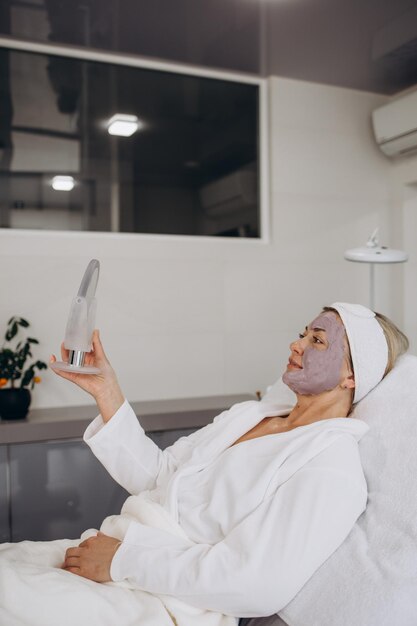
[0,400,369,625]
[85,399,369,617]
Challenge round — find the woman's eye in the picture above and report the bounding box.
[298,332,324,345]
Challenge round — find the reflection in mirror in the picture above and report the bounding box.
[0,47,260,238]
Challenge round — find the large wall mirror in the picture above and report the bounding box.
[0,43,262,238]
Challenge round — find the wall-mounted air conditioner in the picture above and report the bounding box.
[372,89,417,157]
[200,169,257,217]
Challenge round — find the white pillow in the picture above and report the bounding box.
[269,354,417,626]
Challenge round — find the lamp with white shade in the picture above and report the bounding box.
[344,228,408,310]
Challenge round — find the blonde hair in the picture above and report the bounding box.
[374,311,409,376]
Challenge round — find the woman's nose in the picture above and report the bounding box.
[290,338,304,354]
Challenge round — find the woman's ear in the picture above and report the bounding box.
[342,373,355,390]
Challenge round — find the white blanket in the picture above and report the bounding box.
[0,492,237,626]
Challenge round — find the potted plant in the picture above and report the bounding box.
[0,316,48,420]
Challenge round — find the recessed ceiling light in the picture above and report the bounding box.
[51,175,75,191]
[107,114,141,137]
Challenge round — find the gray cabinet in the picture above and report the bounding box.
[2,427,196,543]
[9,440,129,542]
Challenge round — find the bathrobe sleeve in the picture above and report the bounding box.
[110,465,367,617]
[83,400,228,495]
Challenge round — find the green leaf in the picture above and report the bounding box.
[5,322,18,341]
[28,338,39,344]
[21,369,34,387]
[19,318,29,328]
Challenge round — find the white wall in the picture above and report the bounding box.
[0,76,397,409]
[392,153,417,352]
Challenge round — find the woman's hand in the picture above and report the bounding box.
[50,330,125,422]
[62,532,121,582]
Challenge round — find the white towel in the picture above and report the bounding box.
[0,492,236,626]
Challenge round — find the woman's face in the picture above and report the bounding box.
[282,311,352,396]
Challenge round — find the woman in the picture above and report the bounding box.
[0,302,408,626]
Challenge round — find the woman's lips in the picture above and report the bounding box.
[287,359,303,370]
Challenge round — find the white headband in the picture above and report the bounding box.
[330,302,388,403]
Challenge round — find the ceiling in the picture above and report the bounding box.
[264,0,417,94]
[3,0,417,94]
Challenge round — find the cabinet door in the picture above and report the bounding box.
[0,446,10,542]
[10,440,129,542]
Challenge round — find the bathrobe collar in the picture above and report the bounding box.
[186,400,369,468]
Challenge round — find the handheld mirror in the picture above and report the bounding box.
[51,259,100,374]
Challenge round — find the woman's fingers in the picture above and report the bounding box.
[64,556,80,567]
[65,566,81,575]
[50,355,71,376]
[60,342,70,363]
[50,350,72,377]
[84,349,95,366]
[65,547,83,558]
[56,335,98,369]
[91,330,108,364]
[50,355,67,376]
[57,331,106,367]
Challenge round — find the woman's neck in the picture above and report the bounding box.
[285,390,352,428]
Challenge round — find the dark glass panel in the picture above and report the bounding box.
[0,47,260,237]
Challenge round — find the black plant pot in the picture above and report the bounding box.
[0,388,31,420]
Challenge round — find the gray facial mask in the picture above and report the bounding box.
[282,312,346,395]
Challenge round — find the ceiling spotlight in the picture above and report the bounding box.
[107,114,141,137]
[51,175,75,191]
